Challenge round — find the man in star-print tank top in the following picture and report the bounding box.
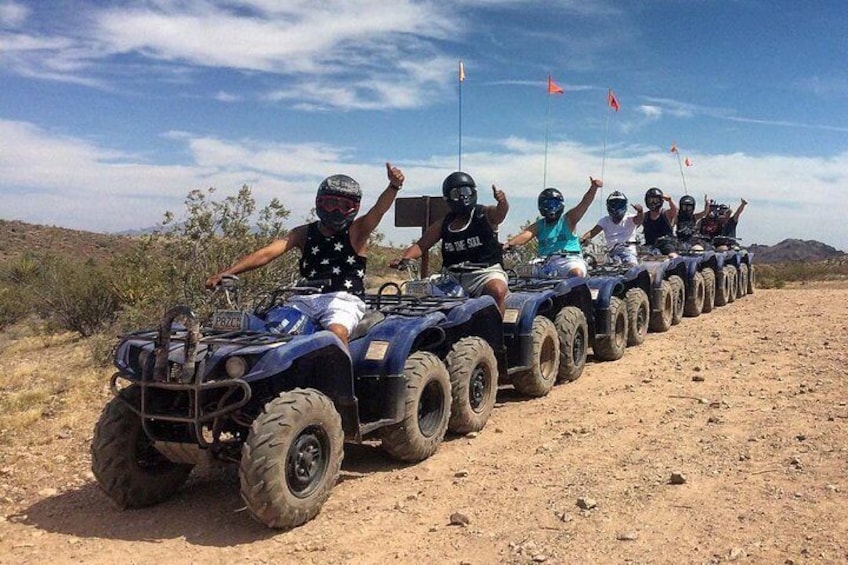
[206,162,404,346]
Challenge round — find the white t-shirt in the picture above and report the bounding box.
[597,215,638,247]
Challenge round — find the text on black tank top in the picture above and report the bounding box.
[440,205,502,268]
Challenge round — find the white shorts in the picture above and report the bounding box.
[455,264,509,297]
[287,292,367,334]
[540,254,588,278]
[609,245,639,266]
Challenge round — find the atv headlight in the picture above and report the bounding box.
[225,356,249,379]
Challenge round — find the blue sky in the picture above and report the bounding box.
[2,1,847,250]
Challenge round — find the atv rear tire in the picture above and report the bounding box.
[747,263,755,294]
[381,351,451,462]
[684,271,705,317]
[737,264,749,299]
[715,266,731,307]
[625,288,650,346]
[446,337,499,434]
[701,268,716,313]
[513,316,560,397]
[669,275,685,325]
[91,386,194,510]
[240,388,344,529]
[725,266,737,304]
[649,280,673,332]
[554,306,588,382]
[593,296,628,361]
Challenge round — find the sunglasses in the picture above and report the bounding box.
[448,185,475,201]
[317,195,358,214]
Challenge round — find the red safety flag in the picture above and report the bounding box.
[685,157,692,167]
[608,89,620,111]
[547,75,564,95]
[670,143,678,153]
[459,60,465,83]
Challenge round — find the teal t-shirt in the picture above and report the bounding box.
[537,215,580,256]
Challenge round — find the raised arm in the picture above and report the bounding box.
[565,177,602,229]
[393,219,444,264]
[732,198,748,221]
[351,162,404,251]
[205,225,307,288]
[694,194,709,222]
[505,222,539,248]
[580,224,602,244]
[664,194,678,224]
[484,184,510,227]
[631,203,645,226]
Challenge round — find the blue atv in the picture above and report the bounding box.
[362,283,504,435]
[91,276,456,530]
[396,260,579,398]
[583,260,653,361]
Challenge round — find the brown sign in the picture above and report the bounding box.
[394,196,449,228]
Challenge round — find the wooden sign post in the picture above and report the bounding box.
[394,196,449,277]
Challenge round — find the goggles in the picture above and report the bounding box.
[448,185,475,201]
[317,195,359,214]
[539,197,563,213]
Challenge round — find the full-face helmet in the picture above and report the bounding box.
[606,191,628,223]
[537,188,565,222]
[644,187,664,212]
[678,195,696,218]
[316,174,362,231]
[442,171,478,215]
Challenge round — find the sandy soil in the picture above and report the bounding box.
[1,283,847,564]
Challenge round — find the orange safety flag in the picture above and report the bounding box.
[459,60,465,82]
[547,75,564,95]
[685,157,692,167]
[670,143,678,153]
[608,89,620,111]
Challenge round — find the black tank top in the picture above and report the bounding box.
[440,205,502,268]
[643,212,673,245]
[676,215,697,242]
[298,222,367,294]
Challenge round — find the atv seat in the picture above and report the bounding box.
[350,310,386,341]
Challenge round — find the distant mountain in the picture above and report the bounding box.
[748,239,846,263]
[0,219,135,263]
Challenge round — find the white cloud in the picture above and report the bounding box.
[2,119,847,250]
[0,1,28,27]
[638,105,662,119]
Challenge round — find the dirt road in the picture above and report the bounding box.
[1,284,847,564]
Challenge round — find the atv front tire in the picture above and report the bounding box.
[554,306,588,382]
[649,280,673,332]
[625,288,650,346]
[593,296,628,361]
[669,275,685,325]
[381,351,451,462]
[91,386,193,510]
[240,388,344,529]
[446,337,499,434]
[684,271,705,317]
[513,316,560,397]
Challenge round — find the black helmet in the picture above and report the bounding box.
[645,187,664,212]
[316,174,361,231]
[606,191,628,223]
[678,195,696,218]
[442,171,477,215]
[537,187,565,222]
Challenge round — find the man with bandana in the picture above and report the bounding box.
[205,162,404,346]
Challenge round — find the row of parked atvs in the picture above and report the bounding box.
[90,240,754,530]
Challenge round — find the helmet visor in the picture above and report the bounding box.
[538,197,563,216]
[448,185,475,201]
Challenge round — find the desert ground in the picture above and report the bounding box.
[1,282,846,564]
